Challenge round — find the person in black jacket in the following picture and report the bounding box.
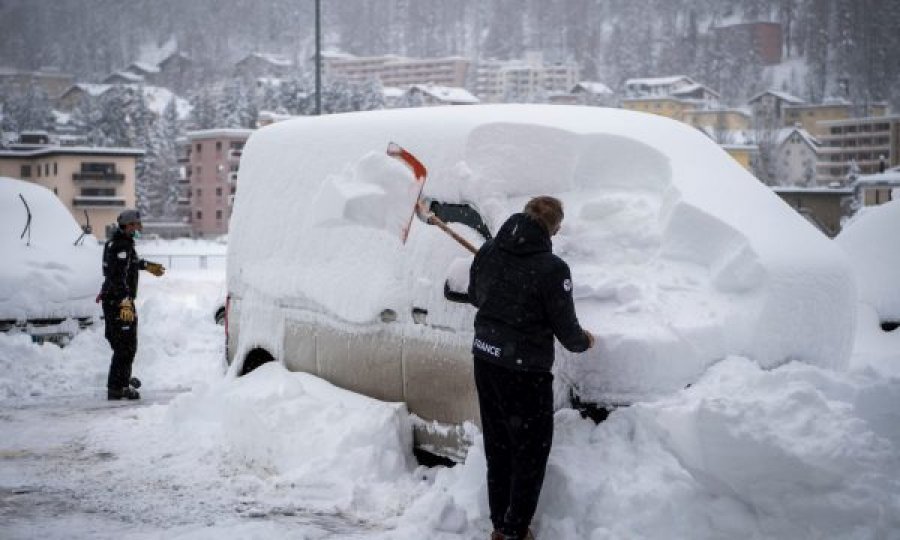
[468,196,594,540]
[99,209,165,400]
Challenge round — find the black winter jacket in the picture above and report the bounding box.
[468,213,590,372]
[101,228,148,304]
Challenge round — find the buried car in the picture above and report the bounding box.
[226,105,856,459]
[1,176,101,345]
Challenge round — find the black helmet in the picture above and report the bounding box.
[117,209,142,227]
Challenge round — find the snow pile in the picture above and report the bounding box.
[230,105,856,403]
[0,177,101,320]
[74,357,900,538]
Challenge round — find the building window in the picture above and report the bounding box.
[20,165,31,178]
[36,164,41,177]
[196,210,202,220]
[81,187,116,196]
[44,163,50,176]
[216,187,222,196]
[53,162,57,175]
[81,162,116,174]
[216,209,223,220]
[196,143,202,153]
[196,188,202,197]
[216,141,222,152]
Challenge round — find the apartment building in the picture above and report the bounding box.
[475,52,579,102]
[0,68,74,99]
[380,57,470,88]
[782,101,854,137]
[322,52,470,88]
[816,115,900,185]
[0,135,142,239]
[178,129,253,237]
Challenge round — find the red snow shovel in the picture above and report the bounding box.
[386,142,478,255]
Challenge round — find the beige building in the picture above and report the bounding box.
[475,52,579,102]
[322,52,470,88]
[773,186,853,237]
[782,102,854,137]
[816,115,900,185]
[0,68,74,99]
[178,129,253,237]
[0,141,142,239]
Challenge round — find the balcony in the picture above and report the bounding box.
[228,172,239,183]
[177,197,191,206]
[73,196,126,208]
[73,171,125,182]
[228,149,242,160]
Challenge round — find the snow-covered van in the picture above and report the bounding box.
[1,177,101,345]
[227,105,856,459]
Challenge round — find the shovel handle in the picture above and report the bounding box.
[427,213,478,255]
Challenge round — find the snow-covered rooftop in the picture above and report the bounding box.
[244,53,293,67]
[127,61,160,74]
[625,75,695,87]
[748,89,806,104]
[573,81,613,95]
[776,126,821,147]
[408,84,479,104]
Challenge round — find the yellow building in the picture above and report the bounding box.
[682,109,751,131]
[722,145,757,170]
[620,97,695,121]
[0,142,142,239]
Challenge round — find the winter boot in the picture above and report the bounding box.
[108,387,141,400]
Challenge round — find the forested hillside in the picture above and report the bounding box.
[1,0,899,108]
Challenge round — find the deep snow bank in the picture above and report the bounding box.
[98,359,900,539]
[230,105,856,403]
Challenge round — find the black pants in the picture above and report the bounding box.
[103,302,138,390]
[474,357,554,539]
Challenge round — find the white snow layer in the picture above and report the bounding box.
[1,261,898,538]
[836,199,900,322]
[228,105,855,403]
[0,177,101,320]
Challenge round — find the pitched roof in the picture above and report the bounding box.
[572,81,613,95]
[748,89,805,105]
[408,84,479,104]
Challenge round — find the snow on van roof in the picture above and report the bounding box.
[835,199,900,321]
[1,177,101,320]
[228,104,855,403]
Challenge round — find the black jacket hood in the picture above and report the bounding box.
[495,213,552,256]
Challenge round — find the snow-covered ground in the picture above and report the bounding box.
[2,236,900,539]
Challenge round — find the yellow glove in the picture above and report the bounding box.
[145,262,165,277]
[119,298,135,323]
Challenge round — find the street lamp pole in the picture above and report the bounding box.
[315,0,322,115]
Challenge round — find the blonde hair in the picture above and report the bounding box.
[523,196,564,234]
